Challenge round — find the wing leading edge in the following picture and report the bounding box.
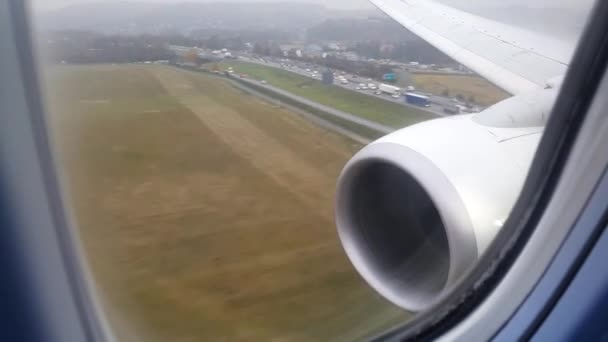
[371,0,573,94]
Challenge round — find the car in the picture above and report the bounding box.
[355,86,361,90]
[391,93,401,98]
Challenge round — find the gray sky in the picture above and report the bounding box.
[31,0,596,34]
[32,0,595,12]
[32,0,376,11]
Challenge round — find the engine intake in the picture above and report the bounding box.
[346,160,450,307]
[336,115,539,312]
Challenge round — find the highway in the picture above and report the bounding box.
[237,55,453,117]
[169,45,474,116]
[226,78,376,144]
[232,76,397,136]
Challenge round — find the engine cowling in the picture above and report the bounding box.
[335,113,541,312]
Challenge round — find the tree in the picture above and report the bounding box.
[39,31,175,64]
[206,35,223,50]
[252,42,270,56]
[353,41,381,59]
[269,41,283,57]
[185,49,202,66]
[288,48,300,59]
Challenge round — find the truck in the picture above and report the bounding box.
[443,103,460,114]
[405,92,431,107]
[379,83,401,96]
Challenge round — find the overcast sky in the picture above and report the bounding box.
[32,0,594,11]
[31,0,594,41]
[32,0,375,11]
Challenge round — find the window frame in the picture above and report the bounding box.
[2,0,607,341]
[0,1,114,341]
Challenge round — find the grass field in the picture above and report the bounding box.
[217,60,435,128]
[44,64,406,341]
[412,73,509,106]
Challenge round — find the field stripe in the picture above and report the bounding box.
[153,68,335,212]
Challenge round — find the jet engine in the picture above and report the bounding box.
[335,106,545,312]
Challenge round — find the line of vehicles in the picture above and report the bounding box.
[352,81,432,107]
[272,59,435,108]
[172,48,479,114]
[238,55,481,114]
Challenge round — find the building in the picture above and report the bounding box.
[304,44,323,58]
[325,42,346,51]
[340,51,363,61]
[279,44,305,57]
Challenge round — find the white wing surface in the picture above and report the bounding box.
[371,0,574,94]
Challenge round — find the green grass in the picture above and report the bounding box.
[218,61,437,128]
[228,77,386,140]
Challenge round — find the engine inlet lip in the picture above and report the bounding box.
[336,142,478,311]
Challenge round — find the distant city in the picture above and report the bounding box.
[35,1,457,67]
[36,1,492,115]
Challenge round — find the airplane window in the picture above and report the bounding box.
[29,0,595,340]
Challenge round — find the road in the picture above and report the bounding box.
[232,76,395,136]
[226,78,375,144]
[169,45,476,116]
[238,55,452,117]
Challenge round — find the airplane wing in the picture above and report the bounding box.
[371,0,574,94]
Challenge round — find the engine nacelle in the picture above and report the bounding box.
[335,114,541,312]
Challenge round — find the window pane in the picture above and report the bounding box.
[31,0,594,340]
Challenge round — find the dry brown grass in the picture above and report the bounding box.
[44,64,405,341]
[413,73,510,106]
